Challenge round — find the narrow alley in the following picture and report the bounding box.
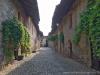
[0,0,100,75]
[3,47,97,75]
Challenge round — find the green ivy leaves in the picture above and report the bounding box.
[48,32,64,43]
[2,17,30,64]
[73,0,100,58]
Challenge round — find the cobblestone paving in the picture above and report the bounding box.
[7,47,99,75]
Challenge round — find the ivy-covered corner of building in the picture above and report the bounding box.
[73,0,100,58]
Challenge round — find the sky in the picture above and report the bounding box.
[37,0,61,36]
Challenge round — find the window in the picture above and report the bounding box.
[69,14,72,29]
[18,12,21,21]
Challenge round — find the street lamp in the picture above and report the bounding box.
[56,23,59,27]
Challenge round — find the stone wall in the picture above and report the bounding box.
[50,0,91,66]
[49,0,91,67]
[26,17,38,51]
[0,0,18,61]
[0,0,40,64]
[57,25,64,54]
[62,0,91,66]
[16,8,39,52]
[48,41,54,48]
[48,33,58,50]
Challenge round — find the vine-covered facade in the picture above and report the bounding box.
[0,0,42,68]
[49,0,100,70]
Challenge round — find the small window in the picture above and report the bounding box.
[18,12,21,21]
[69,14,72,29]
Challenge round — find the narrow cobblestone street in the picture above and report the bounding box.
[0,0,100,75]
[3,47,98,75]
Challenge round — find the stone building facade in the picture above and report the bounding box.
[62,0,91,66]
[0,0,18,59]
[0,0,41,65]
[49,0,92,67]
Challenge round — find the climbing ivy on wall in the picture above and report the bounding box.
[73,0,100,58]
[2,17,30,64]
[58,32,64,43]
[48,35,58,41]
[48,32,64,43]
[19,22,30,55]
